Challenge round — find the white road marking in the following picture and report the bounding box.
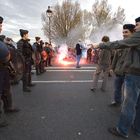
[32,66,99,83]
[45,66,97,69]
[38,70,96,72]
[32,67,96,72]
[32,66,96,70]
[33,80,103,83]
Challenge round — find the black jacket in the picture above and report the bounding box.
[17,39,32,61]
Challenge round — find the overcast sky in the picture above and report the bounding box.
[0,0,139,42]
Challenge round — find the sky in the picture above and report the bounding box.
[0,0,139,42]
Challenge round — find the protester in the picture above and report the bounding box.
[44,43,53,67]
[98,17,140,138]
[87,46,92,63]
[75,39,84,68]
[109,24,135,107]
[91,36,111,92]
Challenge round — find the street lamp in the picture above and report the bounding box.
[46,6,53,44]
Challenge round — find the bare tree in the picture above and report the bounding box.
[42,0,84,46]
[42,0,125,45]
[89,0,125,41]
[92,0,125,27]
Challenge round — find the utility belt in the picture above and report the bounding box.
[0,61,16,78]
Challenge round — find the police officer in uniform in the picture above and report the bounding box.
[0,16,19,114]
[0,16,19,127]
[33,37,42,75]
[17,29,35,92]
[0,16,8,127]
[0,41,10,127]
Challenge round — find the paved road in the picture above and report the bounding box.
[0,65,139,140]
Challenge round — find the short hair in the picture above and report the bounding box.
[101,36,110,42]
[123,24,135,33]
[0,35,6,42]
[45,42,49,45]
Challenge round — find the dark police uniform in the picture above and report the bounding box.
[0,41,10,127]
[0,40,19,114]
[17,37,33,92]
[33,41,42,75]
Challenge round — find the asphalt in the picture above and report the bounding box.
[0,64,139,140]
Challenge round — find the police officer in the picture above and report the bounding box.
[0,16,8,127]
[0,41,10,127]
[0,16,18,127]
[17,29,35,92]
[33,37,42,75]
[0,16,19,114]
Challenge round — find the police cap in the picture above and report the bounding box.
[19,29,28,37]
[35,36,40,41]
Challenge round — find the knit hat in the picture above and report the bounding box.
[123,24,135,32]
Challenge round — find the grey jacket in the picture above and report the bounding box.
[99,31,140,75]
[98,49,111,67]
[111,49,129,75]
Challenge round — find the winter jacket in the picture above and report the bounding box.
[98,49,111,67]
[99,31,140,75]
[111,49,129,75]
[17,39,32,62]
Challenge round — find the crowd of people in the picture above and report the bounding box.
[0,14,140,139]
[75,17,140,138]
[89,17,140,138]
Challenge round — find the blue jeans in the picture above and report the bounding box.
[76,55,81,67]
[133,94,140,136]
[113,75,125,103]
[117,74,140,136]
